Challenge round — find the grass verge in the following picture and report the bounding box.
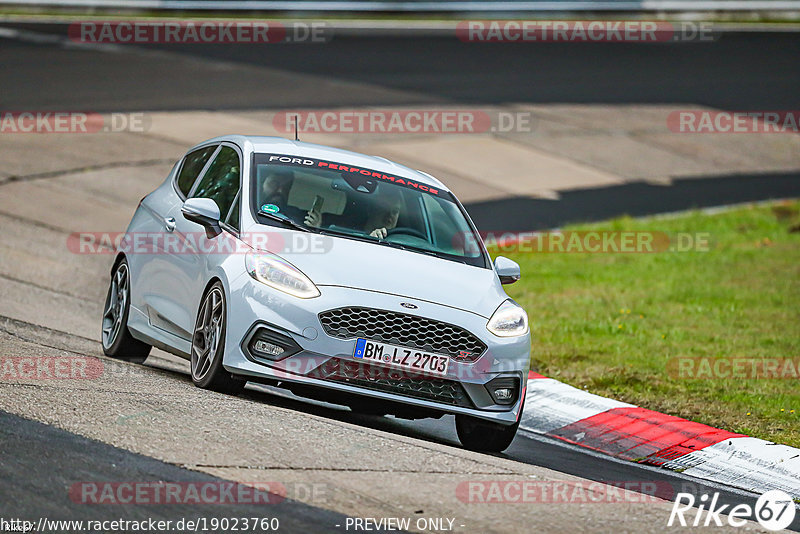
[496,200,800,447]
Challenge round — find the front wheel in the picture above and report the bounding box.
[101,258,151,363]
[455,414,520,453]
[191,282,245,395]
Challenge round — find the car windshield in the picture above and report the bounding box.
[251,154,488,268]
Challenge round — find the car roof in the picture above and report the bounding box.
[198,135,449,192]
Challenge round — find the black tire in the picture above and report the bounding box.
[101,258,151,364]
[190,282,246,395]
[455,414,520,453]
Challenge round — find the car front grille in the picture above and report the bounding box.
[318,307,487,362]
[309,358,473,407]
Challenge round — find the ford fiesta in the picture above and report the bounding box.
[102,135,531,452]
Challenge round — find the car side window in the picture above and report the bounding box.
[421,194,478,257]
[225,194,240,232]
[190,146,240,224]
[176,145,217,197]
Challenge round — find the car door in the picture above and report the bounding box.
[139,144,219,341]
[157,144,242,341]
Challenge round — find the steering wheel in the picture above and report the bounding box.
[386,227,427,240]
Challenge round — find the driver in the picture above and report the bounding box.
[260,169,315,223]
[364,192,403,239]
[261,170,293,207]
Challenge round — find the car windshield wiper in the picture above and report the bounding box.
[257,209,311,233]
[369,238,467,262]
[380,240,473,264]
[377,240,438,257]
[313,226,376,244]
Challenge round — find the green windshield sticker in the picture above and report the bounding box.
[261,203,280,213]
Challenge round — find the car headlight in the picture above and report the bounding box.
[245,251,320,299]
[486,299,529,337]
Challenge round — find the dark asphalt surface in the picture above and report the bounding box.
[143,32,800,109]
[1,24,799,111]
[0,410,361,533]
[469,171,800,231]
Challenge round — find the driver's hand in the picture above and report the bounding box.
[369,227,388,239]
[304,209,321,228]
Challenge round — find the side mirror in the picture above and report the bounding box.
[181,198,221,238]
[494,256,521,285]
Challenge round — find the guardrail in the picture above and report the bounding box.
[2,0,800,11]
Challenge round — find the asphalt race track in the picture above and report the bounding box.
[1,22,799,533]
[0,410,351,529]
[3,22,799,227]
[2,24,800,111]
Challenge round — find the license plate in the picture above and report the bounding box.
[353,338,449,377]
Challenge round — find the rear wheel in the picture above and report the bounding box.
[191,282,245,395]
[101,258,150,363]
[455,414,520,453]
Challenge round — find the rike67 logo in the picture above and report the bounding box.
[669,490,796,531]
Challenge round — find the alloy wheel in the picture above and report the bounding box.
[191,287,225,381]
[102,263,129,349]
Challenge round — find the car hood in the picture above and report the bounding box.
[262,229,507,319]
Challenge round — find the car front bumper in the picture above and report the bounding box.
[222,276,531,425]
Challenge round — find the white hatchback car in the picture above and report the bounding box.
[102,136,531,452]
